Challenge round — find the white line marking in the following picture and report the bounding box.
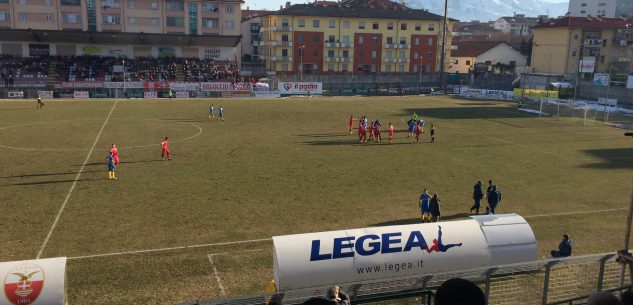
[36,101,119,259]
[67,238,271,260]
[208,254,226,296]
[64,207,627,260]
[524,207,627,219]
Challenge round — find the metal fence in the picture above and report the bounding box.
[176,251,632,305]
[517,98,633,128]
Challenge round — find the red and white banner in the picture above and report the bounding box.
[61,81,103,89]
[169,82,200,91]
[0,257,66,305]
[144,92,158,98]
[73,91,89,99]
[175,91,190,98]
[278,82,323,95]
[201,82,253,92]
[37,91,53,99]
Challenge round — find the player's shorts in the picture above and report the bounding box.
[421,203,430,213]
[408,127,414,132]
[162,148,169,153]
[108,165,115,171]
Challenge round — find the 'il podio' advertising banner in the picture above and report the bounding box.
[0,257,66,305]
[278,82,323,95]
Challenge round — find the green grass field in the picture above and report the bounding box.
[0,96,632,305]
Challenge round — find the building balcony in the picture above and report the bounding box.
[325,42,354,48]
[584,39,603,47]
[260,41,292,47]
[613,39,633,46]
[618,57,631,62]
[326,57,338,62]
[384,43,397,49]
[338,57,353,62]
[397,43,411,49]
[396,58,409,63]
[260,25,292,32]
[268,56,293,62]
[384,57,397,63]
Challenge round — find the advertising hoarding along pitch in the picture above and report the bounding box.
[272,214,536,291]
[0,257,66,305]
[278,82,323,95]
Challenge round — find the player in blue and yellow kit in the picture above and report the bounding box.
[419,189,432,222]
[106,152,117,180]
[209,104,215,119]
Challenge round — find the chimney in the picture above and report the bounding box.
[285,1,290,8]
[247,6,250,10]
[280,5,283,10]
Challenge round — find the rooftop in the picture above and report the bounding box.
[273,2,457,21]
[451,41,513,57]
[533,16,633,29]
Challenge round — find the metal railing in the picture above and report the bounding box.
[175,251,631,305]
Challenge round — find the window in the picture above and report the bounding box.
[225,20,234,29]
[399,37,406,44]
[387,22,393,30]
[466,60,471,65]
[329,20,335,28]
[580,10,586,14]
[414,52,419,59]
[328,35,335,42]
[128,0,135,9]
[343,20,350,28]
[328,50,335,57]
[44,0,51,4]
[250,23,260,33]
[359,21,365,29]
[386,51,393,58]
[150,1,158,9]
[572,50,577,56]
[371,64,377,73]
[428,24,435,31]
[298,49,303,56]
[313,34,320,42]
[342,50,349,57]
[128,17,135,25]
[282,34,289,41]
[581,3,587,6]
[282,49,288,56]
[19,13,27,22]
[298,19,305,27]
[202,3,218,12]
[599,2,606,6]
[342,64,348,72]
[485,60,492,65]
[298,34,304,42]
[386,65,392,72]
[415,23,421,31]
[61,0,81,5]
[45,14,53,23]
[371,50,377,59]
[399,51,405,59]
[19,0,26,3]
[428,37,433,46]
[328,64,334,71]
[372,22,379,29]
[509,61,516,66]
[281,18,289,26]
[166,0,184,11]
[427,52,433,59]
[600,55,605,63]
[281,64,289,71]
[454,59,459,64]
[401,23,407,30]
[386,37,393,44]
[313,19,320,28]
[358,50,364,58]
[202,18,219,28]
[225,4,233,14]
[166,16,184,27]
[152,18,159,27]
[399,65,405,72]
[342,35,350,43]
[414,37,420,45]
[102,15,121,24]
[102,0,120,8]
[0,11,10,21]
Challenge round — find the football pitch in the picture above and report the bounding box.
[0,95,631,305]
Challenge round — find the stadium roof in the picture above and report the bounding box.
[0,29,241,47]
[273,3,457,21]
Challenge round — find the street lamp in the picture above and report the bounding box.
[299,44,306,81]
[122,59,126,99]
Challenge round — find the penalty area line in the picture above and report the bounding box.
[207,254,227,296]
[36,100,119,259]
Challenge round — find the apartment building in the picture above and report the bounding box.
[0,0,241,36]
[569,0,633,18]
[260,1,453,74]
[531,16,633,76]
[493,14,543,37]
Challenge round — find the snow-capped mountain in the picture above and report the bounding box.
[406,0,569,22]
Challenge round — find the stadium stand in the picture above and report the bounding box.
[1,55,49,87]
[183,59,240,82]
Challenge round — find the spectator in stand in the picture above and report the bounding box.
[587,291,622,305]
[551,234,572,258]
[435,278,485,305]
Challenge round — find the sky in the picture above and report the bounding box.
[243,0,568,11]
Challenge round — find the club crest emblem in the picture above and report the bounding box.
[4,263,44,305]
[283,83,292,91]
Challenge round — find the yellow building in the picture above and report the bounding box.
[532,17,633,76]
[260,1,453,74]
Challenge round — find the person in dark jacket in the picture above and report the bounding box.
[430,194,441,222]
[486,179,494,193]
[471,181,484,214]
[487,185,501,214]
[551,234,572,258]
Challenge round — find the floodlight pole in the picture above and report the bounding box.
[438,0,448,93]
[619,180,633,296]
[122,59,126,99]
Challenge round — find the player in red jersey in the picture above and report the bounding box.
[161,137,171,160]
[110,144,119,165]
[388,122,394,143]
[373,120,382,142]
[368,121,375,141]
[358,119,366,143]
[348,115,356,134]
[414,122,422,143]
